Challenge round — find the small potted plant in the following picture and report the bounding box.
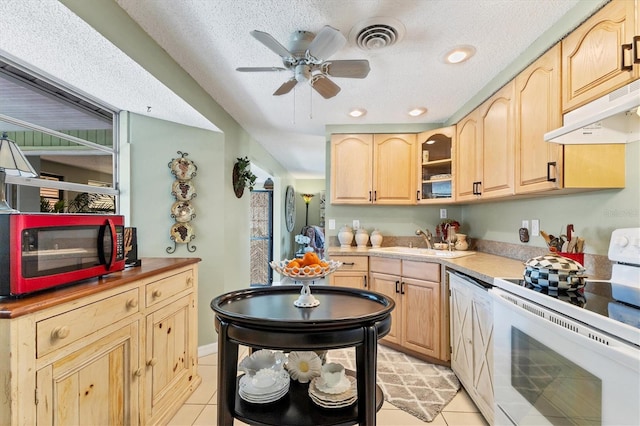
[233,156,257,198]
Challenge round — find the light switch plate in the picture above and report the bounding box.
[328,219,336,230]
[440,209,447,219]
[522,220,529,230]
[352,219,360,229]
[531,219,540,237]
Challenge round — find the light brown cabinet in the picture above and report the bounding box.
[449,272,494,424]
[330,133,417,205]
[0,259,200,426]
[515,44,564,194]
[562,0,639,112]
[515,43,626,192]
[417,127,455,203]
[369,257,442,360]
[456,82,515,201]
[328,255,368,289]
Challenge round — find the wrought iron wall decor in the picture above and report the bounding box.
[167,151,197,253]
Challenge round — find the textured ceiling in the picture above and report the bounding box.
[1,0,607,179]
[115,0,601,178]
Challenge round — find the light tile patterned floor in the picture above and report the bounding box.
[168,348,489,426]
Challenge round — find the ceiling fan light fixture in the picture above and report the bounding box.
[408,107,427,117]
[349,108,367,117]
[441,45,476,64]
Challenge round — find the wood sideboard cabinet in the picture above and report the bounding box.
[0,257,200,426]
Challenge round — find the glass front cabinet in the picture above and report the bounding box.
[417,126,455,204]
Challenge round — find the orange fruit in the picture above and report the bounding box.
[287,259,300,268]
[301,252,320,266]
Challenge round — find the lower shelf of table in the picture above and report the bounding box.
[233,371,384,426]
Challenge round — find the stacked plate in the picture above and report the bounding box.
[308,375,357,408]
[239,369,290,404]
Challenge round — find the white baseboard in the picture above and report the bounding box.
[198,342,217,358]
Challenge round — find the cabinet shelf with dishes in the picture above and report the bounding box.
[417,127,455,204]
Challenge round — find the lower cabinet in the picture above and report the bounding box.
[0,260,200,426]
[369,257,443,360]
[449,271,494,424]
[328,255,369,289]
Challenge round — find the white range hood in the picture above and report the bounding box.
[544,80,640,144]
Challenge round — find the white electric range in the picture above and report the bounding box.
[491,228,640,425]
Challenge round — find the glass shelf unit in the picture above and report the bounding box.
[419,130,453,202]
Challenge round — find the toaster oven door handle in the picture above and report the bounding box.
[97,219,117,270]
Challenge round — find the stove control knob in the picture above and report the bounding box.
[615,236,629,247]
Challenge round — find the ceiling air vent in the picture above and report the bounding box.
[349,17,405,50]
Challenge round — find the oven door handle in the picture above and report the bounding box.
[97,219,117,270]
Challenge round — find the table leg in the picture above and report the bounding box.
[217,320,239,426]
[355,324,378,426]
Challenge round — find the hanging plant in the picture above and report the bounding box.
[232,156,257,198]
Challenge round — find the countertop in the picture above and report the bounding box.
[0,257,201,319]
[327,247,525,284]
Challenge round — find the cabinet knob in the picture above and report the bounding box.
[147,358,158,367]
[152,289,162,298]
[126,298,138,309]
[51,326,70,340]
[134,368,143,377]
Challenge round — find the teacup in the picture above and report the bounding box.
[321,362,345,388]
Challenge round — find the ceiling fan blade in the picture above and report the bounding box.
[323,60,371,78]
[307,25,346,61]
[250,30,293,59]
[273,78,298,96]
[310,75,341,99]
[236,67,287,72]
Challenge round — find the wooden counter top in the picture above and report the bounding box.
[0,257,201,319]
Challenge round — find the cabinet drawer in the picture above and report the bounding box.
[37,288,139,358]
[146,269,194,308]
[369,257,401,275]
[402,260,440,282]
[331,255,368,272]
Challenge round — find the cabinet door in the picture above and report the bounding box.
[369,272,401,344]
[329,272,367,289]
[449,280,472,385]
[417,127,455,203]
[479,81,515,199]
[402,278,441,358]
[455,111,481,201]
[145,294,195,422]
[373,134,417,205]
[330,134,373,204]
[36,322,139,426]
[562,0,637,112]
[515,44,563,193]
[471,290,494,423]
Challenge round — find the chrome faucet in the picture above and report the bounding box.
[415,229,433,249]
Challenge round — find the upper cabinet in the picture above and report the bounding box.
[562,0,639,112]
[515,44,564,194]
[417,127,455,204]
[456,82,515,201]
[331,133,417,205]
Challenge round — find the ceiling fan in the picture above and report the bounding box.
[236,26,370,99]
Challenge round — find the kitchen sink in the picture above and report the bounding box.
[368,247,476,259]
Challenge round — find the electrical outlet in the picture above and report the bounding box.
[328,219,336,230]
[440,209,447,219]
[522,220,529,230]
[352,219,360,229]
[531,219,540,237]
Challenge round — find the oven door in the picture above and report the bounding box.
[490,288,639,426]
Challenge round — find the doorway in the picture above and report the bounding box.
[249,190,273,286]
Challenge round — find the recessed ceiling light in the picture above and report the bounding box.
[442,45,476,64]
[408,107,427,117]
[349,108,367,117]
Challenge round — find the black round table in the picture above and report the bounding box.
[211,285,395,426]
